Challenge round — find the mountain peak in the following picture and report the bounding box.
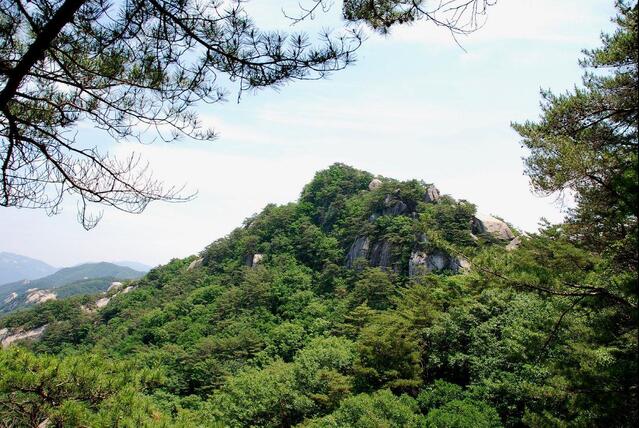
[0,252,56,285]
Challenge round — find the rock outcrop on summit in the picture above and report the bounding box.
[343,178,479,274]
[424,185,441,203]
[187,258,203,271]
[382,194,409,216]
[368,178,383,190]
[506,236,522,251]
[472,214,515,241]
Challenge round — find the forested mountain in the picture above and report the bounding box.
[0,252,57,285]
[0,262,144,315]
[0,162,635,427]
[0,2,636,427]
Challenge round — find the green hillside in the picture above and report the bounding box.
[53,277,123,299]
[0,164,635,427]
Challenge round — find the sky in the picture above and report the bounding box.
[0,0,618,268]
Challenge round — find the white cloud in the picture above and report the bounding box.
[3,0,611,266]
[376,0,616,48]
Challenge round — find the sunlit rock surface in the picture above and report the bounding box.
[1,325,48,348]
[472,214,515,241]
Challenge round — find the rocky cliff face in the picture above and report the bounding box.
[346,237,395,270]
[409,250,470,275]
[345,179,466,274]
[3,292,18,304]
[343,178,516,275]
[346,236,371,268]
[369,240,393,269]
[382,194,409,216]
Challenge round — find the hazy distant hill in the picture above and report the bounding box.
[112,261,153,272]
[1,277,128,315]
[27,262,143,289]
[0,252,57,285]
[0,262,144,314]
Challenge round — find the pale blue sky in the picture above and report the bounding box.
[0,0,618,267]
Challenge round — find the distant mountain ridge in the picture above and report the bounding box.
[0,252,57,285]
[23,262,143,289]
[0,262,145,315]
[112,261,153,272]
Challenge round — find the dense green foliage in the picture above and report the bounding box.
[0,4,637,427]
[1,162,635,426]
[52,277,122,299]
[513,0,638,287]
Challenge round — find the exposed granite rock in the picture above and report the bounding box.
[187,258,203,271]
[368,178,383,191]
[346,236,371,268]
[506,236,522,251]
[25,290,56,304]
[3,292,17,304]
[253,254,264,266]
[424,185,441,203]
[426,249,449,271]
[107,281,123,292]
[451,256,471,272]
[244,253,264,267]
[81,296,111,313]
[346,237,394,270]
[1,325,48,348]
[409,249,470,275]
[409,251,428,276]
[382,195,408,216]
[370,241,392,269]
[95,297,111,308]
[82,281,136,313]
[472,214,515,241]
